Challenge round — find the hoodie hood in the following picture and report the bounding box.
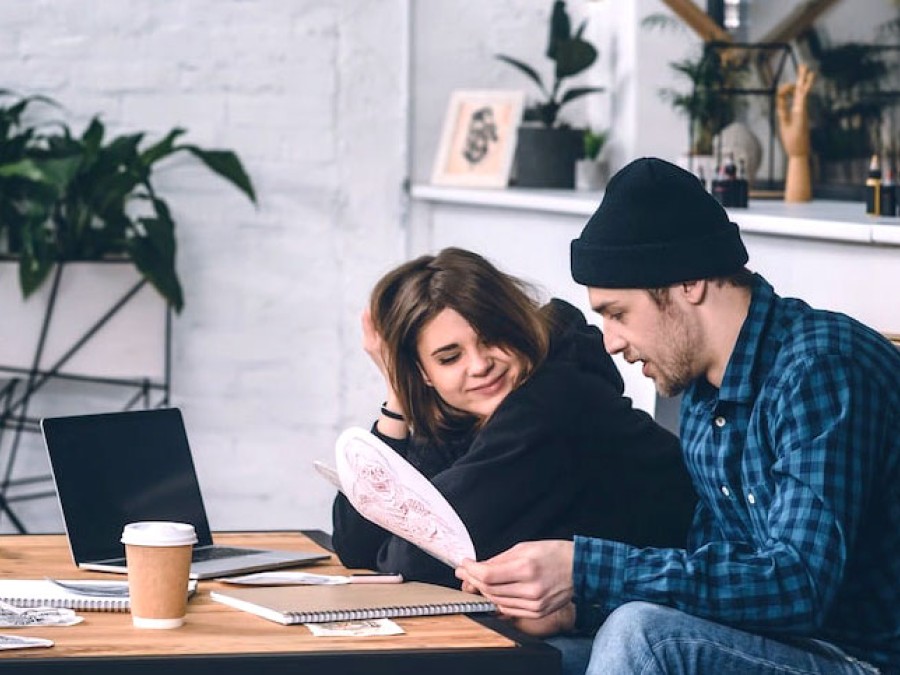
[542,298,624,393]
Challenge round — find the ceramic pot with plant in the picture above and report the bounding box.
[575,128,608,191]
[802,28,890,195]
[664,45,746,157]
[496,0,604,188]
[0,90,256,312]
[641,16,749,174]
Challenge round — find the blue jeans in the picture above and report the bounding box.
[583,602,881,675]
[546,635,595,675]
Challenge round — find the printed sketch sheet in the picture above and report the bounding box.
[334,427,476,568]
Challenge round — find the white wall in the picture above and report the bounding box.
[408,0,757,182]
[1,0,408,534]
[2,0,888,535]
[410,1,609,182]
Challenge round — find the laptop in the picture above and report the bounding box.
[41,408,329,579]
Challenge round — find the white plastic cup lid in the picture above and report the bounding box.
[121,521,198,547]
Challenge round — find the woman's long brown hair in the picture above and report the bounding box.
[370,248,550,444]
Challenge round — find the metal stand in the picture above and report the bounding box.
[687,41,797,189]
[0,262,171,533]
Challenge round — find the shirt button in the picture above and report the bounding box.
[721,485,730,497]
[747,493,756,505]
[714,416,727,428]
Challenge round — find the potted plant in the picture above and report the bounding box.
[496,0,605,188]
[663,46,746,157]
[641,16,750,175]
[801,29,891,194]
[574,128,609,191]
[0,90,256,313]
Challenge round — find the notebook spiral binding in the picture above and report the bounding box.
[1,596,128,612]
[286,600,496,624]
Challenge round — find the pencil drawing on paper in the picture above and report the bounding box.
[336,429,475,567]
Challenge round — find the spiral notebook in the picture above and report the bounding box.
[209,581,495,625]
[0,579,197,612]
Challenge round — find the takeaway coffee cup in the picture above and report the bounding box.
[120,521,197,629]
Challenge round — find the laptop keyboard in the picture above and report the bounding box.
[192,546,265,562]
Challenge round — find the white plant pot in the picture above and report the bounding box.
[0,261,168,380]
[575,159,608,191]
[715,122,763,183]
[676,154,717,186]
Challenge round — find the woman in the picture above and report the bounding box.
[332,248,696,588]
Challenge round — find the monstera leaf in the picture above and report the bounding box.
[0,92,256,311]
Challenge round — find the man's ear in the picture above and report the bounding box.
[679,279,708,306]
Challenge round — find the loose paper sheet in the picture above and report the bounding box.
[313,460,343,492]
[221,571,351,586]
[305,618,405,637]
[334,427,476,567]
[0,634,54,650]
[0,601,82,628]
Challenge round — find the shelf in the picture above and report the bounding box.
[410,184,900,247]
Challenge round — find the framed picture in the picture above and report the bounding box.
[431,90,524,188]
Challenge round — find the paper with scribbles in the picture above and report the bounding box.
[305,618,404,637]
[334,427,476,567]
[313,460,343,492]
[0,601,82,628]
[0,634,54,650]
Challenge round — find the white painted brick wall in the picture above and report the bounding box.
[1,0,408,534]
[4,0,882,536]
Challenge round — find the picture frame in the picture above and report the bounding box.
[431,90,524,188]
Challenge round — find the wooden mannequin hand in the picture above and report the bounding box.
[776,63,815,158]
[776,63,816,202]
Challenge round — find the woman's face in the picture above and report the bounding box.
[416,308,523,420]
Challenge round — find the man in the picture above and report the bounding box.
[456,157,900,674]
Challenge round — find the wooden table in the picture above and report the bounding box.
[0,531,560,674]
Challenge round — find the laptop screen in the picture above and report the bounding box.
[41,408,215,563]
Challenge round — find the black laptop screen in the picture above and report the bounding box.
[41,408,215,563]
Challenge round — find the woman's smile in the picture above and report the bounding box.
[417,308,522,419]
[468,370,508,395]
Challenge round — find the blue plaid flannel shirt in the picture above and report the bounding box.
[573,275,900,671]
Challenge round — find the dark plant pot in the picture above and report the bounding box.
[512,126,584,189]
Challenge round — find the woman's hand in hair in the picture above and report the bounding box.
[361,308,391,381]
[363,308,408,439]
[362,309,405,423]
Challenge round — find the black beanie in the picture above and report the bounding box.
[571,157,748,288]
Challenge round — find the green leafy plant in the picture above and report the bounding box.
[801,30,892,162]
[495,0,604,128]
[662,45,748,156]
[583,128,608,160]
[0,90,256,312]
[642,16,747,156]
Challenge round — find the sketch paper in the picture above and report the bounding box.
[334,427,476,567]
[0,634,54,650]
[305,618,404,637]
[222,572,350,586]
[313,460,343,492]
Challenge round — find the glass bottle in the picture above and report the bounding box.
[865,154,882,215]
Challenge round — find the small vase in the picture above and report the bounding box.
[677,154,717,186]
[575,159,608,191]
[715,122,763,183]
